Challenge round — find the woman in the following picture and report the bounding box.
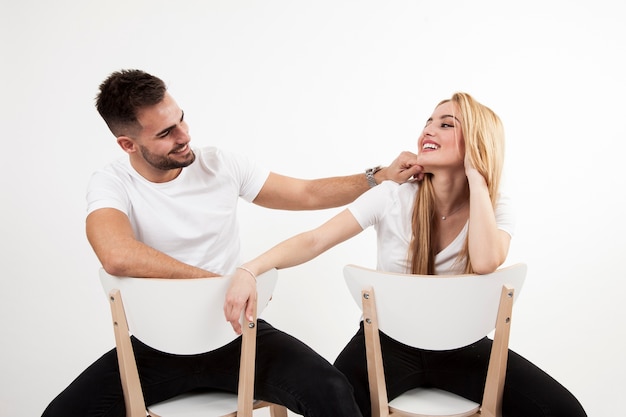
[225,92,587,417]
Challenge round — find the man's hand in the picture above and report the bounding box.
[224,269,258,334]
[379,151,423,184]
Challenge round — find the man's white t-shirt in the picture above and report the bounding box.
[86,146,270,275]
[348,181,515,275]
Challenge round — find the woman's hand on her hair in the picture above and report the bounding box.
[464,153,487,187]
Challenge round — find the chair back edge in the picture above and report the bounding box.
[99,268,278,354]
[343,263,527,350]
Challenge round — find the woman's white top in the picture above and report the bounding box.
[348,181,515,275]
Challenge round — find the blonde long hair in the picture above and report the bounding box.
[408,92,505,274]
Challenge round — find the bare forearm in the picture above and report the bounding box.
[224,209,362,332]
[255,154,421,211]
[243,232,326,277]
[299,164,416,209]
[303,174,370,209]
[243,209,361,275]
[86,209,218,279]
[467,171,509,273]
[96,239,218,278]
[225,231,324,333]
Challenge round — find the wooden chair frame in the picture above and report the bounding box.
[345,263,526,417]
[103,271,288,417]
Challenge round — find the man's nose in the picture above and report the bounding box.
[174,126,190,143]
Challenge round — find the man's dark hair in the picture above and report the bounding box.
[95,69,167,137]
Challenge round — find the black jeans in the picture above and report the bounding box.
[334,322,587,417]
[42,320,362,417]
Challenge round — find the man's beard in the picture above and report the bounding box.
[139,145,196,170]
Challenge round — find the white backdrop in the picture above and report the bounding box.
[1,1,624,416]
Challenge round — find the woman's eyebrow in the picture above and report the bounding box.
[441,114,461,123]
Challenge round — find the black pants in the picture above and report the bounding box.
[42,320,362,417]
[334,322,587,417]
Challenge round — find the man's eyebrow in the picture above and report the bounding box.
[155,110,184,137]
[155,124,175,137]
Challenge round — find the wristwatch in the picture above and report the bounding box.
[365,166,382,188]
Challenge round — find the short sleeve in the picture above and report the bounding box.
[348,182,400,230]
[86,167,131,216]
[495,192,515,238]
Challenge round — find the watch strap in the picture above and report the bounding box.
[365,166,382,188]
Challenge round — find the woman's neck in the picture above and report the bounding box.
[430,172,470,214]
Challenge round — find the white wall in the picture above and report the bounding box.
[1,1,624,416]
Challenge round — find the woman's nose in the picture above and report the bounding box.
[422,124,435,136]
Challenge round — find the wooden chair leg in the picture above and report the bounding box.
[480,285,515,417]
[269,404,289,417]
[237,311,258,417]
[362,287,390,417]
[109,290,148,417]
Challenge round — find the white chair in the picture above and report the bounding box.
[343,263,527,417]
[100,268,288,417]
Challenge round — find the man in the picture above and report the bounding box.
[42,69,420,417]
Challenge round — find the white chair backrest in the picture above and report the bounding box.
[100,269,278,355]
[343,263,526,350]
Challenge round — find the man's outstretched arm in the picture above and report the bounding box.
[253,151,421,210]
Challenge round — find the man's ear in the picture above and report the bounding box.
[117,136,136,154]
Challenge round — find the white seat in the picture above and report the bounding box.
[343,263,527,417]
[100,268,288,417]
